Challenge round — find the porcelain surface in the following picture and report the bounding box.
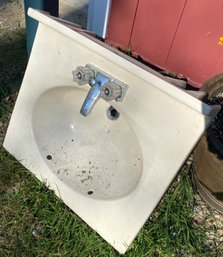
[33,86,142,200]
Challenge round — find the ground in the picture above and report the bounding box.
[0,1,223,256]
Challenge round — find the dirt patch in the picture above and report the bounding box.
[0,0,25,29]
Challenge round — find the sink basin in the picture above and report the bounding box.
[33,86,142,200]
[3,9,218,254]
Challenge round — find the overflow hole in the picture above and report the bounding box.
[46,155,52,160]
[107,106,120,120]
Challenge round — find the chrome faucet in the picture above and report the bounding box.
[72,64,128,116]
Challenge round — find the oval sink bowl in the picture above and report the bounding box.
[33,87,142,200]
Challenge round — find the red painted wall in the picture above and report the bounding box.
[130,0,187,65]
[165,0,223,86]
[106,0,223,88]
[106,0,139,49]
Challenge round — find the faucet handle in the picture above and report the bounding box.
[100,82,122,101]
[72,66,95,85]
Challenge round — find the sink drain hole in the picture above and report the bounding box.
[107,106,120,120]
[88,191,94,195]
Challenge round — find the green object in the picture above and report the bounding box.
[23,0,59,56]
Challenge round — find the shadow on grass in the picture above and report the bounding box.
[0,28,27,101]
[60,3,88,29]
[0,27,27,189]
[0,28,27,126]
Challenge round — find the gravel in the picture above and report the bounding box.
[0,0,25,29]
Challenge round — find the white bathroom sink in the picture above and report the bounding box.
[3,9,218,254]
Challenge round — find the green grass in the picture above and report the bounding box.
[0,28,223,257]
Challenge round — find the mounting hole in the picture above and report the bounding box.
[46,155,52,160]
[87,191,94,195]
[107,106,120,120]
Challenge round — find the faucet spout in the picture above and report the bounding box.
[80,73,110,116]
[80,84,101,116]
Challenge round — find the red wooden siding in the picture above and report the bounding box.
[106,0,223,88]
[130,0,187,65]
[106,0,139,50]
